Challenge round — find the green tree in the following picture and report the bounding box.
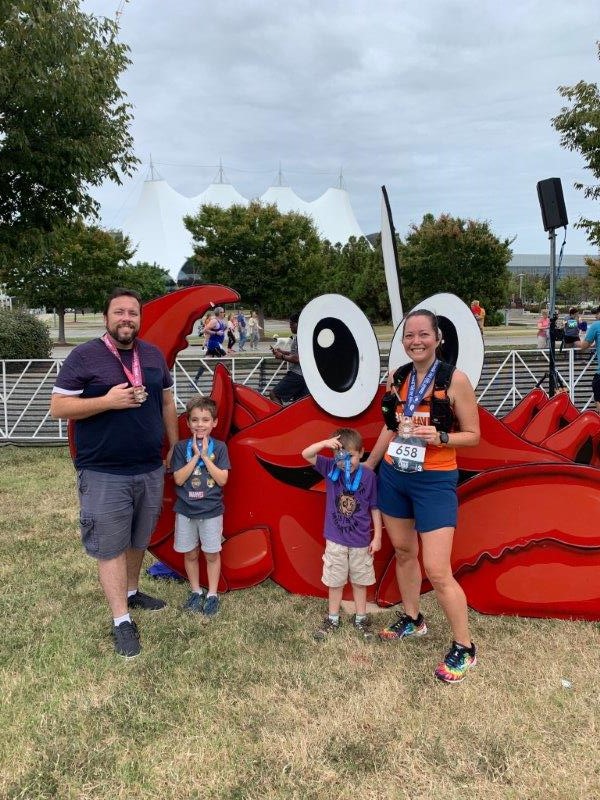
[552,42,600,247]
[556,274,590,306]
[184,201,324,317]
[3,220,132,343]
[520,274,549,306]
[320,236,391,322]
[118,262,175,301]
[0,0,137,249]
[398,213,512,320]
[586,256,600,298]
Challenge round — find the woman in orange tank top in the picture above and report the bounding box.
[367,309,480,683]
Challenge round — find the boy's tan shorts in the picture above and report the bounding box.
[322,540,375,588]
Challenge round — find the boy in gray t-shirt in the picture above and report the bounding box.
[172,396,230,616]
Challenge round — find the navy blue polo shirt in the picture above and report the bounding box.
[53,338,173,474]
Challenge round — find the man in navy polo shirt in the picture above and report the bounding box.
[51,288,178,658]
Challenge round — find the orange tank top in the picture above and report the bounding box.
[383,377,457,471]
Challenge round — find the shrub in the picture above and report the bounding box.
[485,309,506,327]
[0,309,53,360]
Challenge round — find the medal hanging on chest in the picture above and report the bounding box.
[101,334,147,402]
[187,437,215,488]
[402,359,439,431]
[328,455,362,518]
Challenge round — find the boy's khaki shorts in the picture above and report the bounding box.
[321,540,375,588]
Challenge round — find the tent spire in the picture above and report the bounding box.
[147,155,162,182]
[338,166,345,190]
[276,162,285,186]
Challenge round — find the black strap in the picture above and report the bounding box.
[392,361,455,392]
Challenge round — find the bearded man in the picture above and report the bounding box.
[51,288,178,658]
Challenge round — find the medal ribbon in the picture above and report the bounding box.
[327,455,362,492]
[404,359,439,418]
[102,333,143,387]
[187,437,214,465]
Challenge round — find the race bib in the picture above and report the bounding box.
[387,436,426,473]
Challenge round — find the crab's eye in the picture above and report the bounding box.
[298,294,381,417]
[388,293,484,389]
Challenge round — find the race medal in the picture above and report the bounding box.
[387,436,427,473]
[191,476,202,488]
[400,415,415,438]
[207,478,215,488]
[337,492,357,518]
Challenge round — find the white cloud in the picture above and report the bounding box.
[85,0,600,252]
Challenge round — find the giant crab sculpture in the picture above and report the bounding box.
[112,285,600,622]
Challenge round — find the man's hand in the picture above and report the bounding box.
[105,382,142,409]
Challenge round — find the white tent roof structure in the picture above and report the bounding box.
[120,168,367,280]
[309,187,365,245]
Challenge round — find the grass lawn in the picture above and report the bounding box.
[1,447,598,799]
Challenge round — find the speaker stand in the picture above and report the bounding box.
[547,227,561,397]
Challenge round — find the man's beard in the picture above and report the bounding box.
[108,324,138,346]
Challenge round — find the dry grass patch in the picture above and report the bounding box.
[0,446,599,799]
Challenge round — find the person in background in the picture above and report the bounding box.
[470,300,485,332]
[268,312,309,404]
[226,313,237,353]
[50,287,178,658]
[536,308,550,350]
[194,308,227,381]
[247,311,262,350]
[562,307,581,350]
[576,306,600,412]
[236,310,248,352]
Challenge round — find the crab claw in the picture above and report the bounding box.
[540,411,600,465]
[140,285,240,368]
[501,387,548,434]
[521,392,580,445]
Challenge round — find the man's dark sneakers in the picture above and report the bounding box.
[127,591,166,611]
[113,620,141,658]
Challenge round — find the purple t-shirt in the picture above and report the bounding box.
[314,455,378,548]
[53,338,173,474]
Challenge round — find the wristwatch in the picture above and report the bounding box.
[439,431,450,445]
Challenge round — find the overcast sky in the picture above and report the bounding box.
[83,0,600,254]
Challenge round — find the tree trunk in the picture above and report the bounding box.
[56,308,67,345]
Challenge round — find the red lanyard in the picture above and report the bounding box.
[102,334,143,386]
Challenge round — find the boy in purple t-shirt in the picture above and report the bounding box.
[302,428,382,640]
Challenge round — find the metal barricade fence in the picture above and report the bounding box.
[0,349,596,443]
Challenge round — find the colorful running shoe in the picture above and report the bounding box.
[379,612,427,641]
[434,641,477,683]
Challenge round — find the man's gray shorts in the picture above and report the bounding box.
[174,514,223,554]
[77,466,164,560]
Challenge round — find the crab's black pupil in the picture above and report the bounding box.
[437,315,459,365]
[313,317,359,392]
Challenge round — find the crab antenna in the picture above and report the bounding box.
[380,186,403,329]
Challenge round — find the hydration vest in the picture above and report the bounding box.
[382,361,458,433]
